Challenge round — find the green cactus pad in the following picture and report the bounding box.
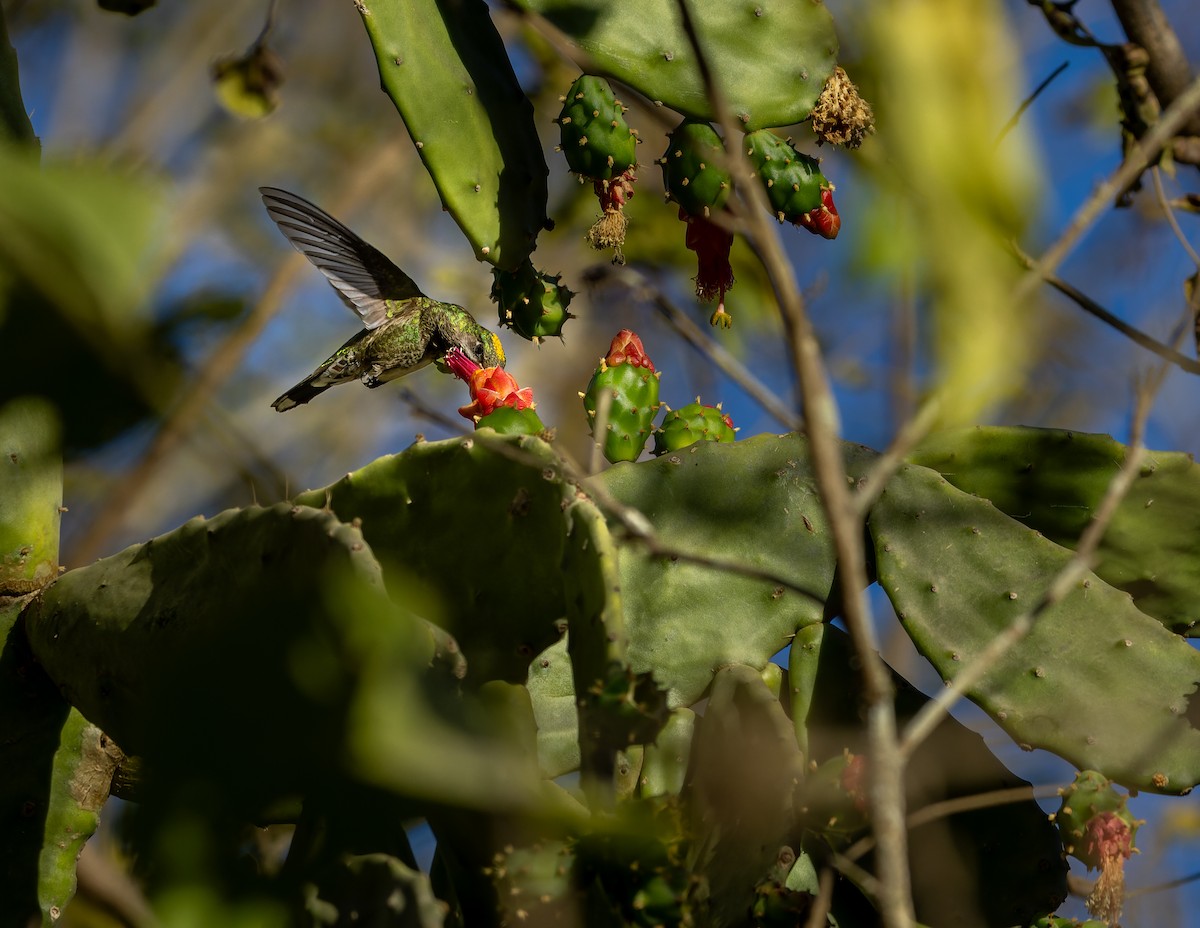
[744,129,829,222]
[1,588,118,926]
[589,433,870,706]
[296,434,577,684]
[690,664,803,927]
[24,504,432,798]
[511,0,838,131]
[491,261,573,342]
[36,719,123,925]
[557,75,637,181]
[562,499,667,799]
[652,401,735,455]
[639,708,695,799]
[525,637,580,778]
[491,840,577,925]
[871,459,1200,792]
[583,361,661,464]
[572,798,694,927]
[796,750,870,844]
[358,0,548,269]
[660,120,732,218]
[909,426,1200,635]
[475,405,545,436]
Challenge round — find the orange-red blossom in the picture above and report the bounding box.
[445,347,535,421]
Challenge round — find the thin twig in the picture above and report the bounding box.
[1152,166,1200,268]
[996,61,1069,145]
[588,387,614,476]
[853,399,943,518]
[1127,869,1200,900]
[1012,241,1200,374]
[670,2,913,924]
[841,783,1066,862]
[803,868,837,928]
[466,430,830,608]
[1110,0,1200,138]
[395,387,471,436]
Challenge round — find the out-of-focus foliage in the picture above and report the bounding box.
[0,146,178,454]
[862,0,1042,427]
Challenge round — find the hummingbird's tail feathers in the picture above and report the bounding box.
[271,378,331,412]
[259,187,425,329]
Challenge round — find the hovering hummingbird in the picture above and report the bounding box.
[260,187,506,411]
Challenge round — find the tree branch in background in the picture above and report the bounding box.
[1110,0,1200,139]
[1030,0,1200,167]
[1012,242,1200,374]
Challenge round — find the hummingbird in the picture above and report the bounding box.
[260,187,506,411]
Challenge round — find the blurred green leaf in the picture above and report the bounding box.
[863,0,1041,425]
[0,147,180,453]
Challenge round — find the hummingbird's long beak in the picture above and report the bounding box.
[442,346,480,381]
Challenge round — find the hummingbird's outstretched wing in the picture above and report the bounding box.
[260,187,425,330]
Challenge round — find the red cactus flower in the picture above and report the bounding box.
[445,347,535,422]
[681,209,735,327]
[604,329,654,371]
[797,187,841,239]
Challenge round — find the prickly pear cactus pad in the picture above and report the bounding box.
[590,433,872,706]
[870,461,1200,792]
[526,637,580,778]
[652,401,735,454]
[744,130,827,219]
[660,119,731,218]
[2,590,120,925]
[296,434,579,684]
[358,0,548,269]
[512,0,838,131]
[909,426,1200,635]
[24,504,424,792]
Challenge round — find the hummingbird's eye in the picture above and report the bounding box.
[472,341,486,362]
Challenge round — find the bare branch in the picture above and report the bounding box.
[1110,0,1200,137]
[1011,241,1200,374]
[1016,73,1200,305]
